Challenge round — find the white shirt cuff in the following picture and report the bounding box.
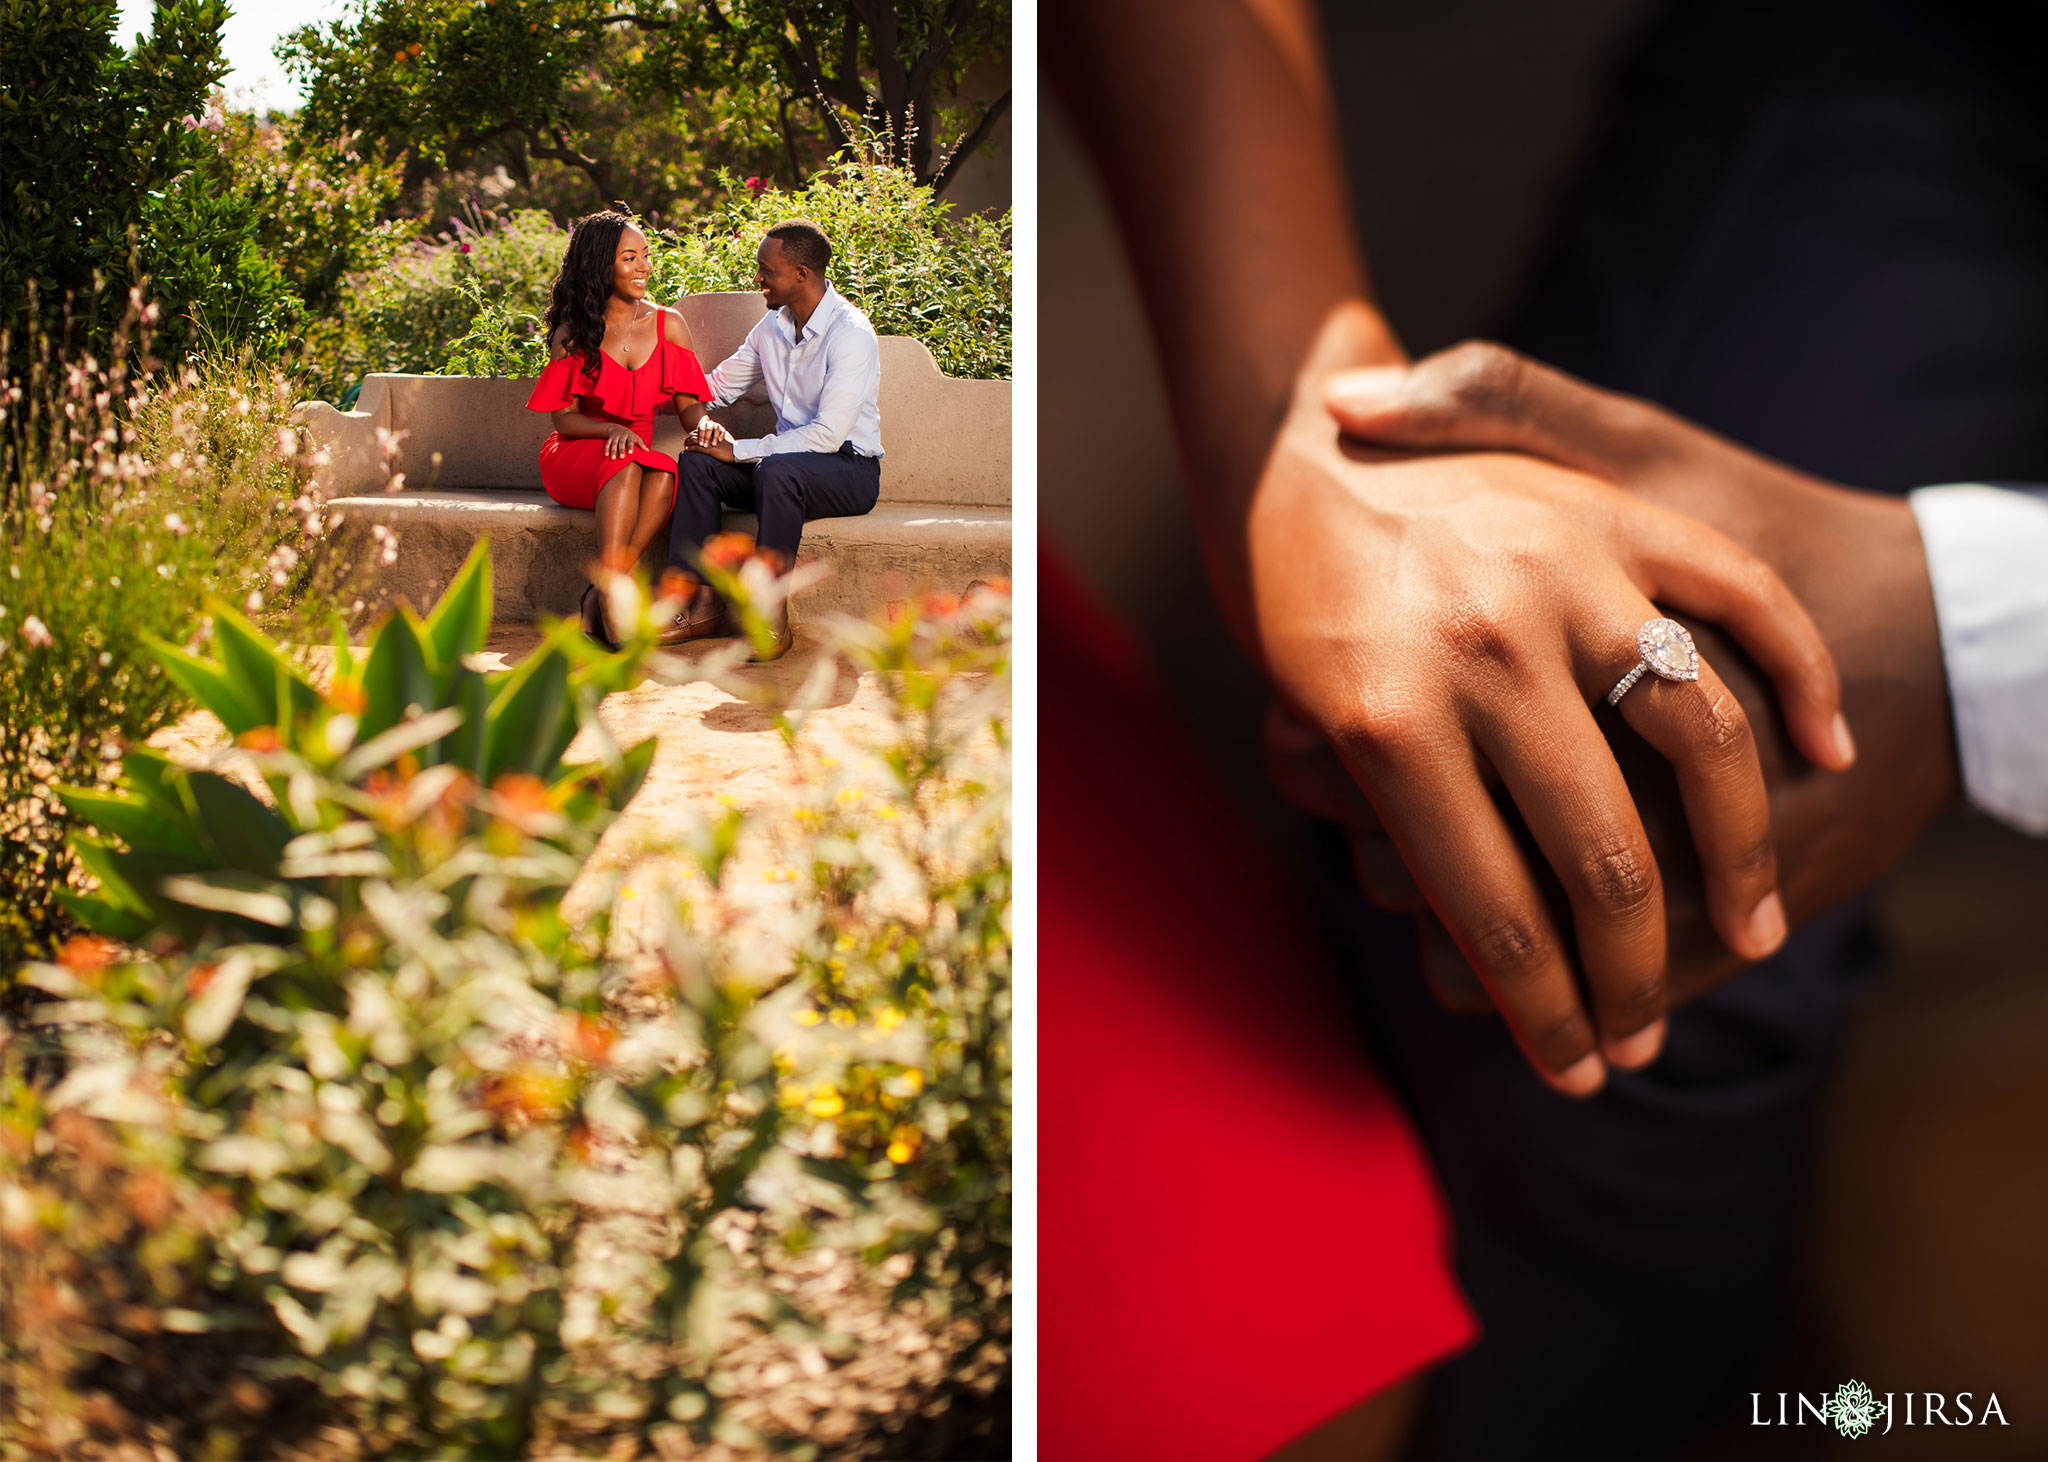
[1909,483,2048,835]
[731,439,768,462]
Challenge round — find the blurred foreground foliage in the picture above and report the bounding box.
[0,545,1011,1457]
[0,308,353,969]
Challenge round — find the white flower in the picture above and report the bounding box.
[163,512,187,534]
[20,616,53,649]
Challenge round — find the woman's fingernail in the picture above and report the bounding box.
[1325,366,1407,416]
[1831,711,1857,767]
[1608,1017,1667,1071]
[1747,891,1787,955]
[1552,1051,1607,1098]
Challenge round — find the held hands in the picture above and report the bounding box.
[1274,341,1955,1019]
[687,417,736,462]
[1243,327,1855,1097]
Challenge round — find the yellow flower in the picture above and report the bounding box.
[793,1008,823,1027]
[828,1007,857,1029]
[806,1090,845,1119]
[886,1126,921,1164]
[874,1006,906,1033]
[883,1068,923,1098]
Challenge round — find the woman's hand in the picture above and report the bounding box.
[603,424,645,459]
[1245,343,1853,1097]
[1282,340,1952,1017]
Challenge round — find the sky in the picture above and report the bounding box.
[115,0,349,112]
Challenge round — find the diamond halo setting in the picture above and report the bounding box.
[1607,617,1700,706]
[1637,617,1699,682]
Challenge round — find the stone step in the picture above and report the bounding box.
[328,490,1010,625]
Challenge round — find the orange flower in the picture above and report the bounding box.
[481,1066,566,1126]
[235,725,281,753]
[326,681,368,716]
[125,1169,175,1231]
[187,961,219,997]
[700,531,757,571]
[489,772,551,825]
[981,576,1012,597]
[59,934,121,973]
[560,1012,617,1067]
[657,567,698,601]
[919,591,961,619]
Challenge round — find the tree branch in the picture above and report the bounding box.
[929,87,1007,196]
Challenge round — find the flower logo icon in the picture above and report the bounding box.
[1826,1380,1887,1439]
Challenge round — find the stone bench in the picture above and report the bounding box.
[294,291,1010,623]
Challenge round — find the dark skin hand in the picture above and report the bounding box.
[1265,342,1960,1011]
[1050,0,1859,1098]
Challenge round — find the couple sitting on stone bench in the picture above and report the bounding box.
[525,210,882,661]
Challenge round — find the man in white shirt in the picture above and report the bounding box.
[665,219,884,659]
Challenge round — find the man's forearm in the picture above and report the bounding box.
[1047,0,1402,634]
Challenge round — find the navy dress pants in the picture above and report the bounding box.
[667,444,881,576]
[1327,2,2048,1458]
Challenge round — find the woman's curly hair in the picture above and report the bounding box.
[544,209,638,378]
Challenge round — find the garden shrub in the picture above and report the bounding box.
[0,0,298,377]
[0,325,342,969]
[653,149,1012,382]
[332,210,566,402]
[375,136,1013,386]
[1,550,1012,1456]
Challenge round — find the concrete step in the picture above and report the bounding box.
[327,490,1010,625]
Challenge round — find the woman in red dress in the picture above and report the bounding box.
[526,210,718,646]
[1041,552,1476,1460]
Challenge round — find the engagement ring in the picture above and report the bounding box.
[1607,617,1699,705]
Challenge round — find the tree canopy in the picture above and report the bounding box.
[279,0,1009,217]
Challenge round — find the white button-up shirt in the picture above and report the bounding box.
[706,282,885,462]
[1910,483,2048,834]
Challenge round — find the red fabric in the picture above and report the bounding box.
[1039,550,1475,1461]
[526,336,712,511]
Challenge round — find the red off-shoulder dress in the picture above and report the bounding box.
[524,334,712,511]
[1041,551,1475,1460]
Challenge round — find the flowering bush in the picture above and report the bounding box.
[0,318,344,969]
[321,210,569,404]
[1,549,1011,1456]
[653,144,1012,382]
[378,134,1013,385]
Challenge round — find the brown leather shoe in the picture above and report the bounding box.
[654,585,731,646]
[749,599,793,662]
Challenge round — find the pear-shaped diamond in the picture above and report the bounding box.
[1638,617,1698,681]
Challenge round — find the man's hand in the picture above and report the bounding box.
[687,418,736,462]
[1283,341,1958,1011]
[1239,318,1857,1097]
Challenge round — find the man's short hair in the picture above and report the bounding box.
[765,219,831,275]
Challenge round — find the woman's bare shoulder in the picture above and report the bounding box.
[547,324,572,361]
[661,306,696,350]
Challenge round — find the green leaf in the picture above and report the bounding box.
[148,634,270,735]
[106,747,204,836]
[483,624,576,783]
[424,538,492,677]
[55,889,153,941]
[442,659,492,780]
[208,598,318,732]
[358,607,436,749]
[68,837,158,920]
[185,770,292,876]
[54,785,207,859]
